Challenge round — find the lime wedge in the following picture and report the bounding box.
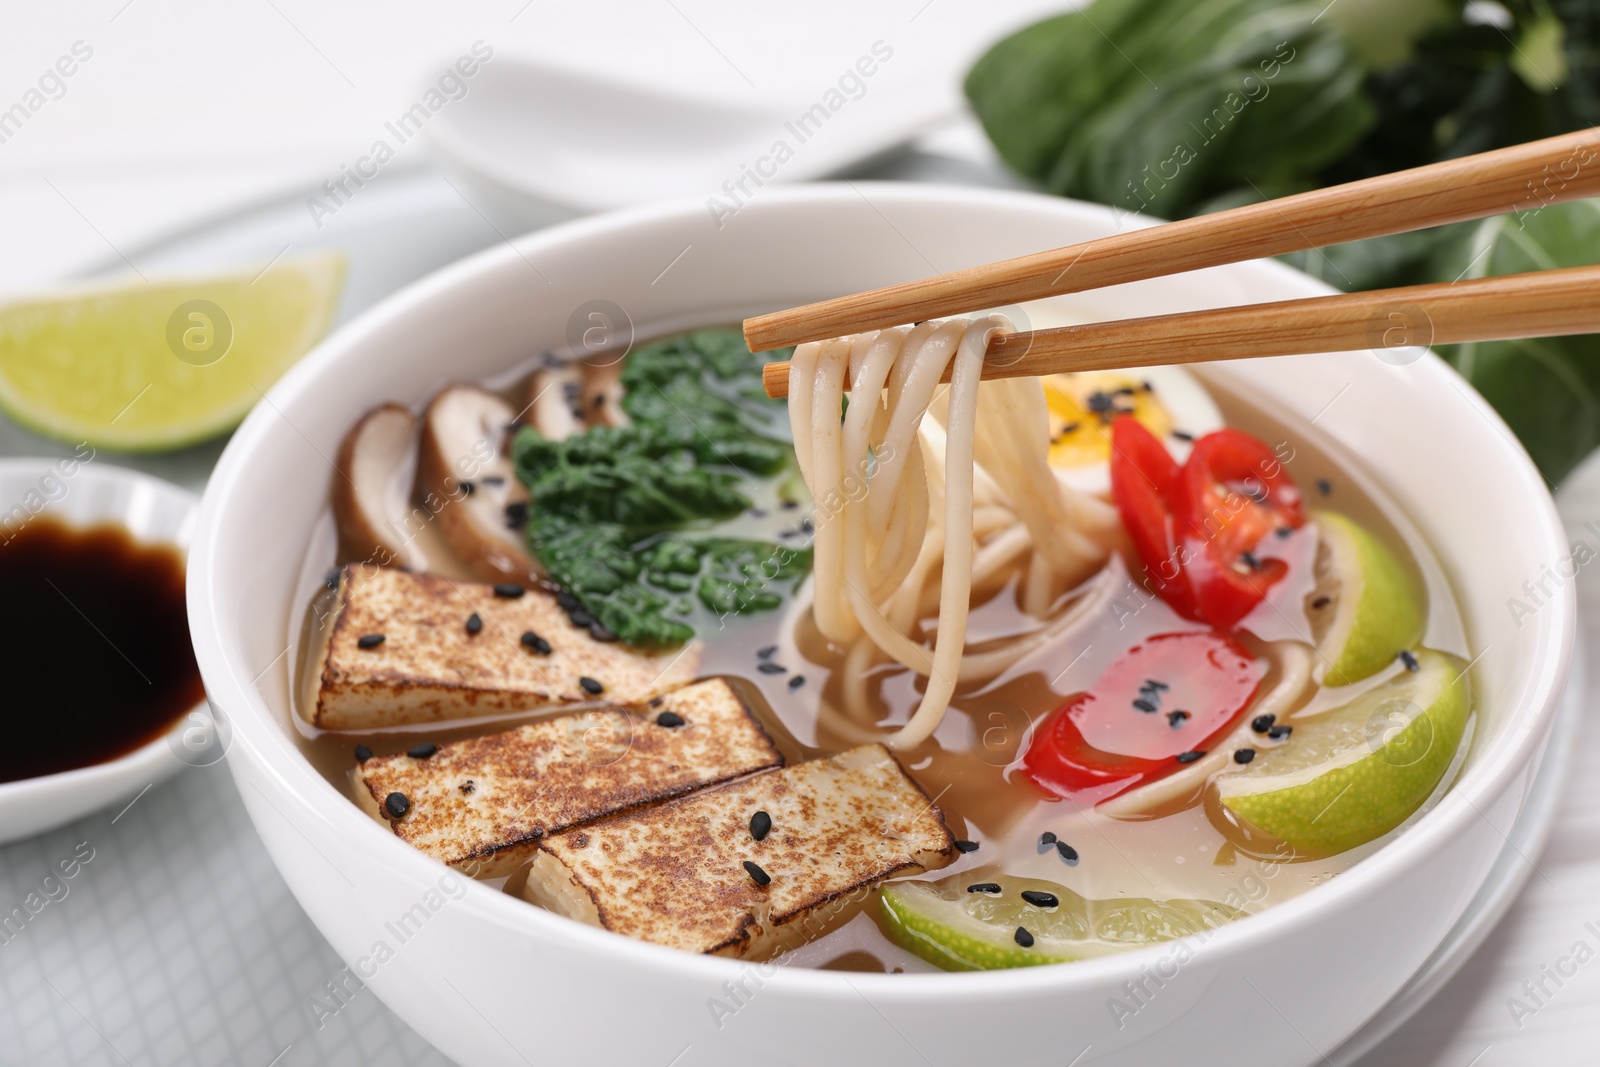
[0,253,345,451]
[1214,648,1469,856]
[879,874,1245,972]
[1308,511,1424,686]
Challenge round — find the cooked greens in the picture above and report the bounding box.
[512,328,810,646]
[966,0,1600,482]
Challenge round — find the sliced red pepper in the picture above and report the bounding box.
[1020,631,1265,802]
[1109,418,1305,630]
[1109,417,1196,618]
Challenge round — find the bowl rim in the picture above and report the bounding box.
[188,180,1575,1002]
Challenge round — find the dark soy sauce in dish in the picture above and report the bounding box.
[0,518,203,783]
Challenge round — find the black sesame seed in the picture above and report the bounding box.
[1316,478,1332,496]
[354,744,373,763]
[1276,526,1294,539]
[1251,714,1276,734]
[481,476,505,487]
[749,810,772,841]
[1267,724,1293,740]
[787,674,806,690]
[1398,650,1420,672]
[465,612,483,635]
[588,623,618,642]
[1114,386,1137,397]
[1014,927,1035,948]
[579,676,604,696]
[460,480,476,496]
[656,711,686,728]
[459,780,475,795]
[799,518,814,534]
[966,882,1001,894]
[1132,698,1158,713]
[1056,841,1079,864]
[1020,890,1060,908]
[384,792,410,818]
[1060,422,1080,434]
[781,500,800,510]
[407,742,438,760]
[357,633,385,649]
[1039,831,1057,847]
[747,508,767,518]
[953,839,979,853]
[1142,380,1155,392]
[504,502,529,529]
[1240,551,1263,570]
[493,583,526,599]
[648,696,664,708]
[757,662,787,675]
[1170,430,1195,443]
[1176,750,1206,764]
[1087,392,1115,413]
[1144,679,1169,691]
[756,645,778,659]
[743,860,771,886]
[1311,595,1332,609]
[556,590,583,612]
[520,631,552,655]
[1167,710,1190,727]
[1234,748,1257,764]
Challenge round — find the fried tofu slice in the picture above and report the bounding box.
[522,744,955,958]
[309,565,699,730]
[353,679,781,878]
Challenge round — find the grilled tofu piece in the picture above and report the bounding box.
[309,565,698,730]
[522,744,956,958]
[353,678,781,878]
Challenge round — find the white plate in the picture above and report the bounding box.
[0,460,206,843]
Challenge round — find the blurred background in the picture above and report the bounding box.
[1,2,1597,1065]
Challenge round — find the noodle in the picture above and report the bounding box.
[790,316,1120,749]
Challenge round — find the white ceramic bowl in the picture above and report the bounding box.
[187,185,1573,1067]
[0,460,204,843]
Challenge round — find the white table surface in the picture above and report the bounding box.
[1,6,1597,1065]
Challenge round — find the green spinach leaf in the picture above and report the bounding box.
[512,328,809,647]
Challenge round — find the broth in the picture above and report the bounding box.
[285,334,1473,974]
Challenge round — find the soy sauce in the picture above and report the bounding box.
[0,517,203,783]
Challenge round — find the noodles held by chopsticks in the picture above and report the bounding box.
[790,316,1120,749]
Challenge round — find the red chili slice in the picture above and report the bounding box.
[1020,631,1265,802]
[1110,418,1305,630]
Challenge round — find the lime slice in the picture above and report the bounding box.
[0,253,345,451]
[1308,511,1424,686]
[879,874,1245,972]
[1214,648,1469,856]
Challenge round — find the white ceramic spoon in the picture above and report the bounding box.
[426,57,958,218]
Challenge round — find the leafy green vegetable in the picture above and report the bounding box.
[965,0,1377,218]
[512,328,809,646]
[966,0,1600,482]
[1428,200,1600,484]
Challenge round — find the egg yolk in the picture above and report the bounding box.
[1043,373,1173,469]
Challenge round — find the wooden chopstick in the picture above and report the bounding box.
[745,129,1600,353]
[759,265,1600,398]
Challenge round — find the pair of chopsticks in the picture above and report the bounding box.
[751,129,1600,398]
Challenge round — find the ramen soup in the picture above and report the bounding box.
[289,317,1471,973]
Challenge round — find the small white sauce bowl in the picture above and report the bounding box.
[0,459,203,844]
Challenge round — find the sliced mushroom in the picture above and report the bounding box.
[526,363,586,441]
[580,357,630,429]
[416,384,541,585]
[332,403,432,571]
